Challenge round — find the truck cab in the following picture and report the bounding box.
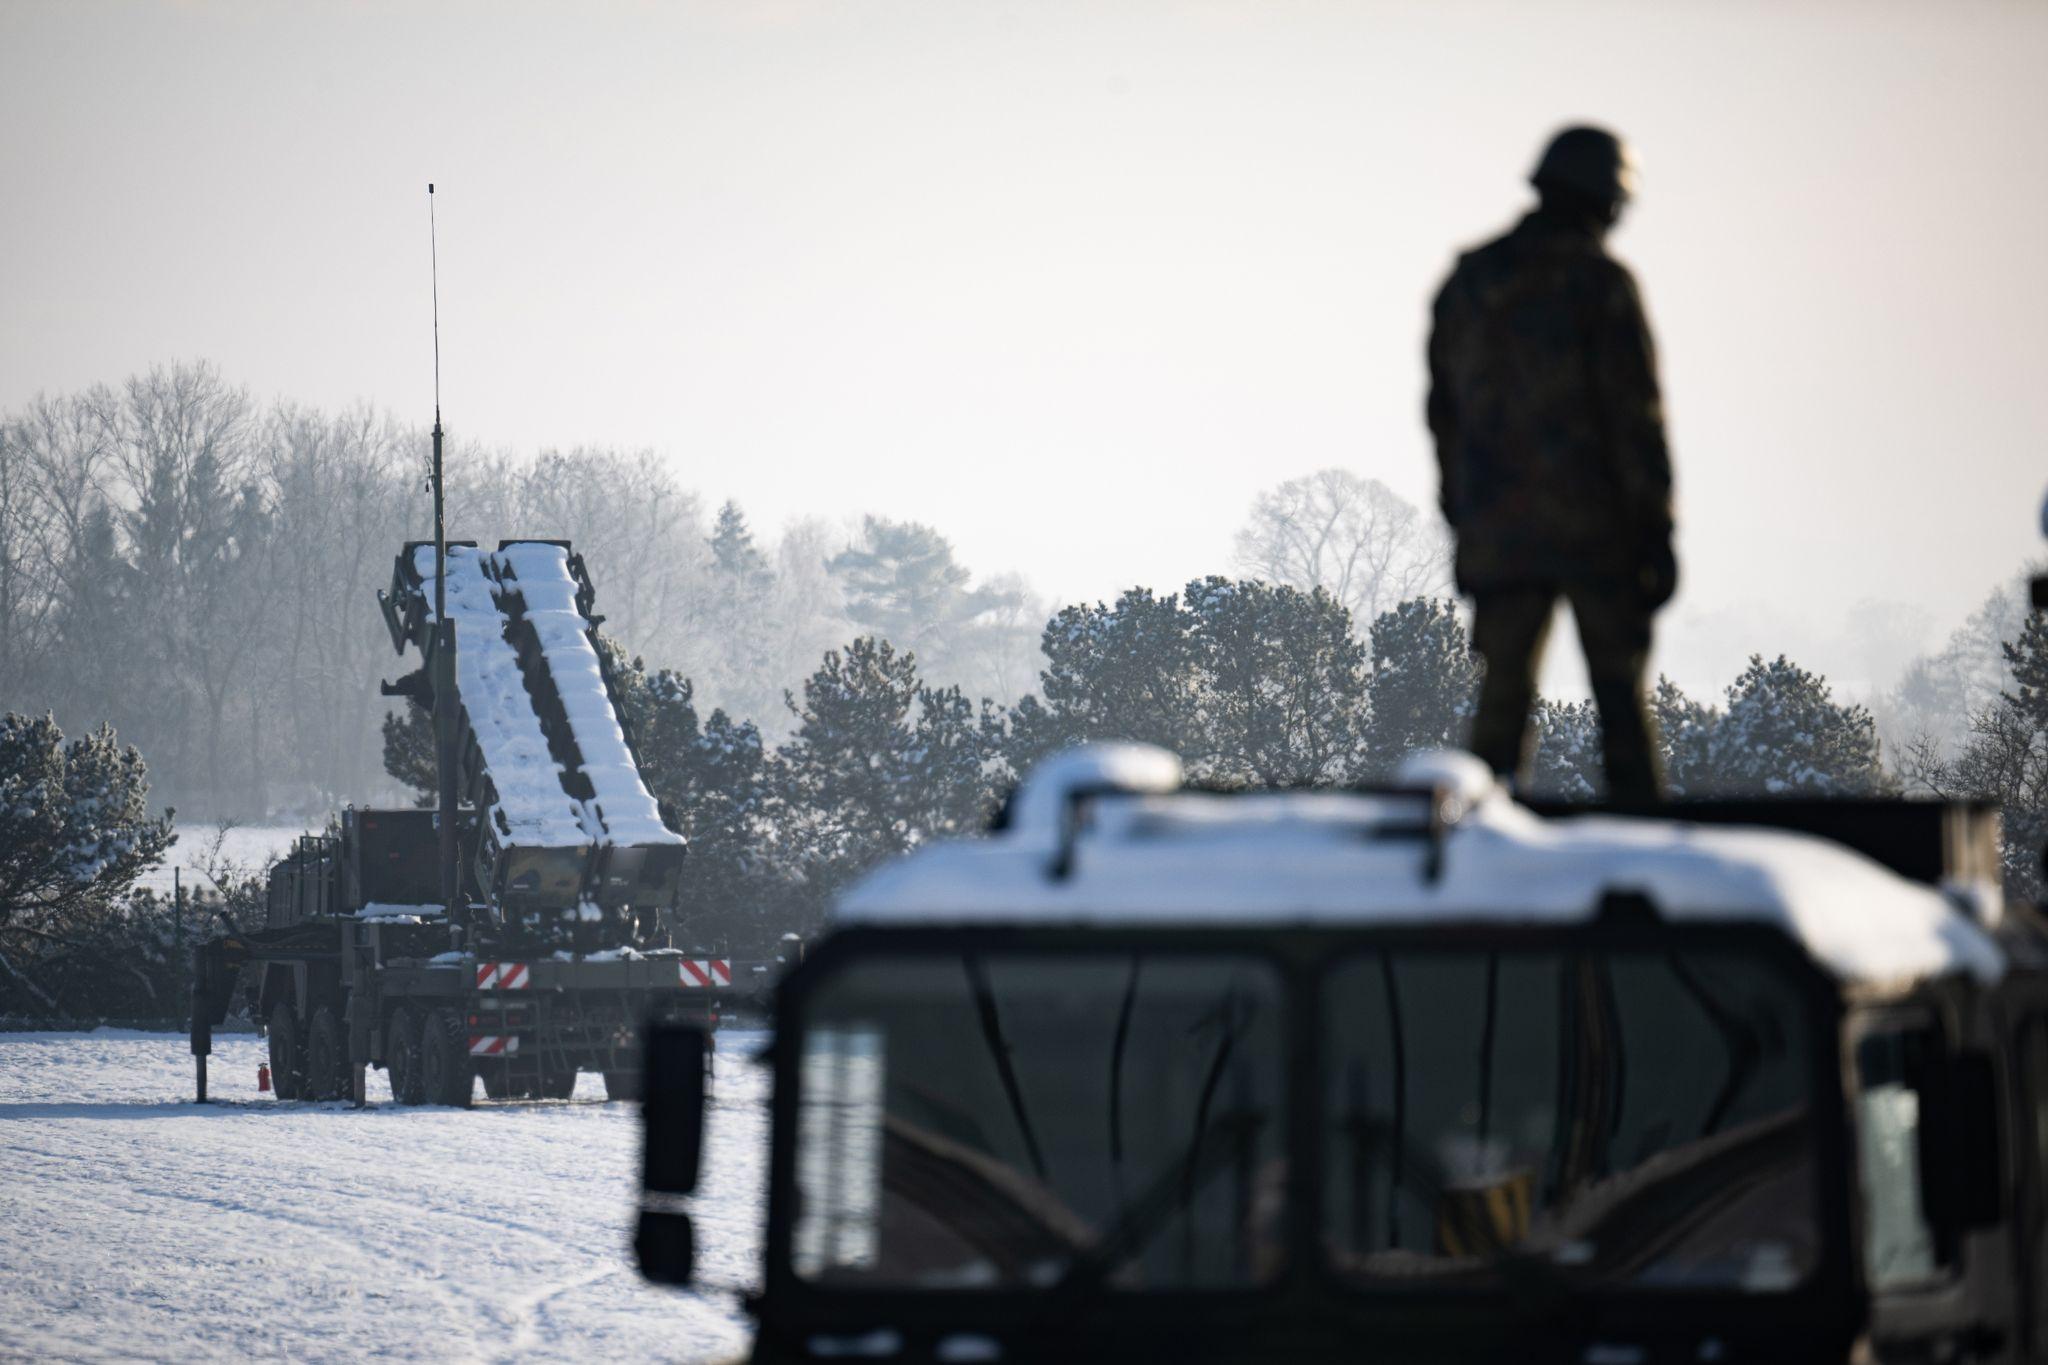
[639,744,2048,1363]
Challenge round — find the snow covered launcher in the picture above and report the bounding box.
[379,539,686,937]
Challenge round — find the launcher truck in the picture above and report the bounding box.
[189,540,759,1106]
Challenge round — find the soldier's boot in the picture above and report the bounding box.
[1468,588,1556,788]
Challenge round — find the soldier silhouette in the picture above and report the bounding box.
[1427,124,1675,803]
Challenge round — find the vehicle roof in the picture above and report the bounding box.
[834,745,2006,989]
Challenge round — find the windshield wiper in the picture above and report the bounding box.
[1050,1105,1268,1299]
[1108,957,1141,1168]
[1065,986,1262,1294]
[964,954,1050,1181]
[1107,957,1142,1219]
[1180,989,1251,1274]
[1665,952,1763,1138]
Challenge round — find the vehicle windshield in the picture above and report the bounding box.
[1324,947,1820,1293]
[790,951,1286,1292]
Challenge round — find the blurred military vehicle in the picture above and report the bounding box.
[636,735,2048,1363]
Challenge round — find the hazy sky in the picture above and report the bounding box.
[5,0,2044,700]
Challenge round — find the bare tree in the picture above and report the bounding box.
[259,403,422,807]
[956,570,1047,706]
[1,390,127,711]
[0,416,61,701]
[525,448,702,661]
[1232,469,1451,629]
[1880,566,2044,761]
[104,362,263,814]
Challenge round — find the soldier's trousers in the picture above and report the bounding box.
[1468,580,1664,804]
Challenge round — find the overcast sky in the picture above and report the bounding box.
[4,0,2044,700]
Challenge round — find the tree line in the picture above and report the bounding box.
[2,361,2043,1018]
[0,361,1049,820]
[388,579,1924,954]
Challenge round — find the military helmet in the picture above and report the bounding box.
[1530,125,1637,205]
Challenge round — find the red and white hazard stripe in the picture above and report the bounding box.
[468,1034,520,1057]
[678,958,732,988]
[475,961,530,991]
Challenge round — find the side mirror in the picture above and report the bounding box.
[1918,1049,2003,1240]
[641,1020,707,1195]
[634,1019,708,1286]
[634,1209,696,1287]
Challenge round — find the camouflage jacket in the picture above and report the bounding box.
[1426,209,1673,592]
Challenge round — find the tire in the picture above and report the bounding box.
[603,1069,641,1102]
[268,999,306,1100]
[480,1067,511,1101]
[387,1007,426,1105]
[305,1005,349,1101]
[538,1067,578,1100]
[419,1006,473,1108]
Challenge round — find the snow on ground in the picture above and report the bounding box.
[134,824,309,895]
[0,1029,766,1362]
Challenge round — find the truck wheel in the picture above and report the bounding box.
[268,1000,306,1100]
[603,1069,641,1102]
[539,1067,577,1100]
[387,1007,426,1105]
[305,1005,349,1101]
[419,1007,473,1108]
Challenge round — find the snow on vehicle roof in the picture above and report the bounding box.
[835,744,2005,989]
[351,902,444,924]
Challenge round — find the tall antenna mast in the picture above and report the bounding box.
[427,182,461,934]
[429,182,445,626]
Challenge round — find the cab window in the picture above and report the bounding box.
[1852,1020,1946,1290]
[791,950,1287,1292]
[1323,947,1820,1293]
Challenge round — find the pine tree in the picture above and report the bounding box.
[0,714,174,990]
[826,516,1021,689]
[1652,677,1717,797]
[1528,698,1604,799]
[1185,578,1369,786]
[47,504,152,747]
[607,653,785,947]
[106,362,262,814]
[691,500,785,726]
[708,500,772,588]
[1910,612,2048,899]
[775,638,999,919]
[1008,586,1204,774]
[380,706,436,805]
[1009,578,1372,787]
[1696,656,1893,796]
[1359,598,1480,779]
[2006,610,2048,731]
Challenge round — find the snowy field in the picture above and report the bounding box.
[0,1029,767,1363]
